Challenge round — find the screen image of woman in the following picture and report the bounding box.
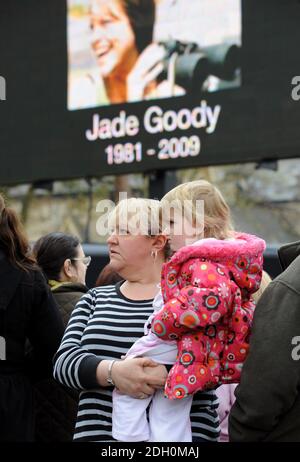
[68,0,185,109]
[67,0,241,110]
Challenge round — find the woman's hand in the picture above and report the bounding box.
[127,43,166,102]
[111,357,168,398]
[143,364,168,390]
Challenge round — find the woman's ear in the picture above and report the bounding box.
[62,259,74,279]
[151,235,168,253]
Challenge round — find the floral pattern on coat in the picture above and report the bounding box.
[151,232,266,399]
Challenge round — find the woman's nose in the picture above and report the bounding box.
[91,24,107,46]
[107,233,117,244]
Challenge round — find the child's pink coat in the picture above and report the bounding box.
[151,232,266,399]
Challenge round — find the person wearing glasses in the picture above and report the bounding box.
[33,232,90,328]
[32,232,90,442]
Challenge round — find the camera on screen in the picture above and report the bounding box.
[158,40,240,93]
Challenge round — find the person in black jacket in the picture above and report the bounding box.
[0,194,64,442]
[33,232,89,441]
[229,242,300,442]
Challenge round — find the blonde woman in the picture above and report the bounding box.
[112,182,266,442]
[53,198,220,442]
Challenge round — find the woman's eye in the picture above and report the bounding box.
[101,15,114,25]
[119,228,129,235]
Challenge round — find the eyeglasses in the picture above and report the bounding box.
[71,256,91,267]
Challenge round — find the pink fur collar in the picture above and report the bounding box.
[170,232,266,265]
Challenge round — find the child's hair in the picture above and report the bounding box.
[161,180,234,240]
[252,270,272,304]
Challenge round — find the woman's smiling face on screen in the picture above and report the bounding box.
[90,0,138,78]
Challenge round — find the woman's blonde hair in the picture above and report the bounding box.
[108,197,162,236]
[161,180,234,240]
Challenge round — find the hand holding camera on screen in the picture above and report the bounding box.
[127,43,184,102]
[126,40,240,103]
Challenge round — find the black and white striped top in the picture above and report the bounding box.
[53,282,220,442]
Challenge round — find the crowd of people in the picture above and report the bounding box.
[0,180,300,443]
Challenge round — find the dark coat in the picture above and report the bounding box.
[0,251,64,442]
[52,282,88,328]
[34,282,88,442]
[229,249,300,442]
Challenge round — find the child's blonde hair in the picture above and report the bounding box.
[161,180,234,240]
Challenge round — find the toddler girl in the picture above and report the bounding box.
[112,180,265,442]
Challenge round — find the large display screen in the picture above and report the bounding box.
[0,0,300,185]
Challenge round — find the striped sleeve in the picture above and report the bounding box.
[191,391,220,441]
[53,283,220,442]
[53,289,103,390]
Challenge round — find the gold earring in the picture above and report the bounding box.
[151,250,158,261]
